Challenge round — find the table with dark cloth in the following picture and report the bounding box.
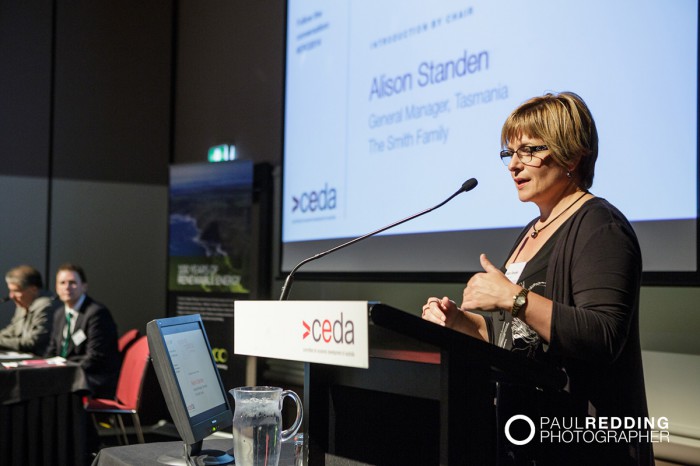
[92,437,297,466]
[0,356,92,466]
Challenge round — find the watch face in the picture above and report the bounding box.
[515,295,526,306]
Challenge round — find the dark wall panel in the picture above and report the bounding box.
[0,176,49,326]
[49,179,168,335]
[46,1,174,334]
[1,1,175,337]
[52,0,172,184]
[0,1,52,303]
[174,0,284,165]
[0,0,53,177]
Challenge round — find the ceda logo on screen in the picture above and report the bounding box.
[291,182,337,214]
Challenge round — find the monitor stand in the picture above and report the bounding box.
[157,441,234,465]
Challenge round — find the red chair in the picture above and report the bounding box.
[118,328,141,354]
[85,335,150,444]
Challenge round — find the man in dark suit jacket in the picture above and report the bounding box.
[45,263,120,399]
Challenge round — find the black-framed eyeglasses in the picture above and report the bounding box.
[499,145,548,166]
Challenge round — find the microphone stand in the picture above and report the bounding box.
[279,178,478,300]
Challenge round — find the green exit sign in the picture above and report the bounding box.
[208,144,236,162]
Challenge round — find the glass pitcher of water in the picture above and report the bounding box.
[230,386,303,466]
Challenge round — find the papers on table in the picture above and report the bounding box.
[0,351,34,360]
[2,356,67,369]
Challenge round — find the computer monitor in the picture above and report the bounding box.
[147,314,234,465]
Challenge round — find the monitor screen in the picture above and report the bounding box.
[163,323,227,419]
[147,314,234,464]
[281,0,699,284]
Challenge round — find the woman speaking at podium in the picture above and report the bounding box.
[422,92,651,465]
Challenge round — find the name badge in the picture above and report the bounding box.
[72,329,87,347]
[505,261,526,284]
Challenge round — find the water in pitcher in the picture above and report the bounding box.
[232,397,283,466]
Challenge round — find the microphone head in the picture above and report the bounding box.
[461,178,478,192]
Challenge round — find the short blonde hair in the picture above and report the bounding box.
[501,91,598,190]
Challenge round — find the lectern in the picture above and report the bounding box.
[304,303,566,465]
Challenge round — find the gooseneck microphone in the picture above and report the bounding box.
[279,178,478,300]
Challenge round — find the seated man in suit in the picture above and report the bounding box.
[45,263,121,398]
[0,265,56,354]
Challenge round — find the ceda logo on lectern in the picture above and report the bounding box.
[233,301,368,369]
[290,182,338,214]
[302,313,355,344]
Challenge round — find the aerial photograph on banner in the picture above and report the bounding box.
[168,160,254,294]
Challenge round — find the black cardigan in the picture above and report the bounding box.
[498,197,653,465]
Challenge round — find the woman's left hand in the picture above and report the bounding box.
[461,254,520,312]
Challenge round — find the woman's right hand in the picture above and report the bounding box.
[422,295,489,341]
[422,296,459,328]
